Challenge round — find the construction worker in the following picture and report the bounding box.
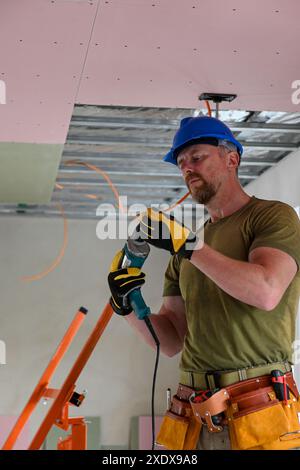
[108,116,300,450]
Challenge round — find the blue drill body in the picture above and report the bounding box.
[122,239,151,320]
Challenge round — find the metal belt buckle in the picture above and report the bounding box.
[205,371,221,390]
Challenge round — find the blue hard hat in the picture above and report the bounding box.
[163,116,243,165]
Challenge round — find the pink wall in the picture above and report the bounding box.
[0,416,30,450]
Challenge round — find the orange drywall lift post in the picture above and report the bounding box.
[28,303,113,450]
[2,304,113,450]
[3,237,154,450]
[2,306,87,450]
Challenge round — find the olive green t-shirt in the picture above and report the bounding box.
[163,196,300,372]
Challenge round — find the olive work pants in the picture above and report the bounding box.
[197,426,231,450]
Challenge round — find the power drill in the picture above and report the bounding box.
[121,236,159,452]
[120,237,151,320]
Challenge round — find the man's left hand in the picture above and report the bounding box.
[134,208,199,259]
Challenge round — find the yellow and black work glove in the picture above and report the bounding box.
[108,250,146,316]
[134,208,198,259]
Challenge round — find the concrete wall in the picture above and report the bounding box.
[0,216,179,448]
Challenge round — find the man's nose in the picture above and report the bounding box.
[180,159,194,176]
[180,158,192,172]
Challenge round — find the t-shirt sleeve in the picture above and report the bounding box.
[249,202,300,270]
[163,255,182,297]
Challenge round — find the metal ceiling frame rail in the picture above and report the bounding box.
[61,154,278,167]
[58,162,276,174]
[56,177,256,188]
[66,138,298,151]
[70,116,300,134]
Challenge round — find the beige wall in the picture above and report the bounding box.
[0,216,179,448]
[245,148,300,386]
[1,149,300,448]
[245,148,300,207]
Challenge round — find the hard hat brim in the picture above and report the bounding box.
[163,134,243,166]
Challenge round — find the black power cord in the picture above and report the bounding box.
[144,316,160,451]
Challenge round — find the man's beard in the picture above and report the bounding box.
[186,175,217,205]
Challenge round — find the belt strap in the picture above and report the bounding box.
[180,361,292,390]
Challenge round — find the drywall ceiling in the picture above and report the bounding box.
[0,0,299,207]
[77,0,300,112]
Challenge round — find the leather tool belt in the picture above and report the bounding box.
[157,367,300,450]
[189,372,298,431]
[187,371,300,450]
[155,384,201,450]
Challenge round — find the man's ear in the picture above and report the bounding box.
[226,151,240,171]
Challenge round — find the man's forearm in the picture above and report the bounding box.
[125,312,183,357]
[190,242,274,310]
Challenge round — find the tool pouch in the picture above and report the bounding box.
[225,374,300,450]
[258,393,300,450]
[189,389,229,432]
[156,393,201,450]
